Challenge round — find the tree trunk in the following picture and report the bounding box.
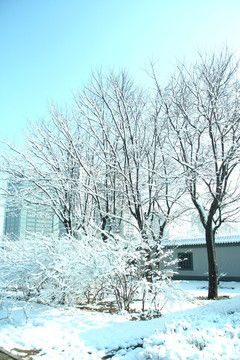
[101,215,109,242]
[205,223,218,299]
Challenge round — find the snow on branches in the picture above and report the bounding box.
[0,233,177,314]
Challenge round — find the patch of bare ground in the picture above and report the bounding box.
[195,295,230,300]
[10,349,42,360]
[77,301,118,314]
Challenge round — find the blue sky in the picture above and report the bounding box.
[1,0,240,144]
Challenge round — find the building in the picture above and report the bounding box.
[3,202,60,240]
[3,180,59,240]
[163,235,240,281]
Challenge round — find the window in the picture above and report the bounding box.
[178,252,193,270]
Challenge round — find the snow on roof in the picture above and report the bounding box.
[162,234,240,247]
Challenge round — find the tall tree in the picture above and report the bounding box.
[153,50,240,298]
[0,108,94,237]
[74,70,185,277]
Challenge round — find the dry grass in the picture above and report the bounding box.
[11,349,42,360]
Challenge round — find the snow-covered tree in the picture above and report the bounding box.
[0,108,95,237]
[0,69,185,292]
[74,70,185,278]
[153,49,240,298]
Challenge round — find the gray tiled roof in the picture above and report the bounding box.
[162,234,240,247]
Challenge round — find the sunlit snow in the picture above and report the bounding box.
[0,281,240,359]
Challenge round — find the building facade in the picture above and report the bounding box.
[3,180,59,240]
[163,235,240,281]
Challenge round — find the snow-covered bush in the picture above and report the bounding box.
[99,235,141,312]
[0,235,107,305]
[0,233,179,312]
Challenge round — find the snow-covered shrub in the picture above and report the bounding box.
[87,234,179,313]
[100,235,141,312]
[0,235,107,305]
[0,234,138,306]
[0,234,135,308]
[0,237,46,297]
[135,243,180,317]
[137,277,184,318]
[0,233,179,312]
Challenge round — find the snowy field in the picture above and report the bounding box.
[0,280,240,359]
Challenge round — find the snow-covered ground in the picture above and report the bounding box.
[0,281,240,359]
